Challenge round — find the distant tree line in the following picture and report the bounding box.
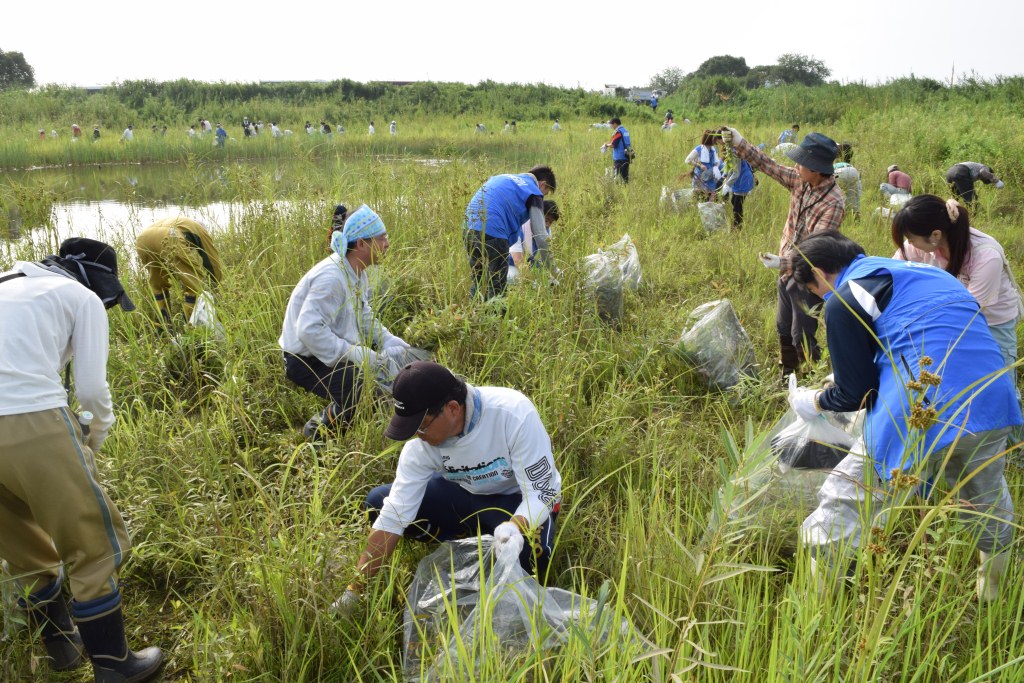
[649,53,831,94]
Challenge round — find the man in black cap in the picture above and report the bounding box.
[332,361,562,613]
[721,126,845,377]
[0,239,163,680]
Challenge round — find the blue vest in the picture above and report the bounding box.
[612,127,631,161]
[729,160,754,194]
[837,257,1023,479]
[465,174,543,243]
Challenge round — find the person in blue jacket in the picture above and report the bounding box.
[722,157,755,228]
[215,123,228,147]
[788,230,1021,601]
[602,118,632,183]
[464,165,557,300]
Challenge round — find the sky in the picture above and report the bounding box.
[2,0,1021,90]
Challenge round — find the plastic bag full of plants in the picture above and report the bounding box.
[676,299,756,390]
[660,186,695,211]
[704,408,864,550]
[697,201,727,233]
[583,234,641,325]
[403,538,645,682]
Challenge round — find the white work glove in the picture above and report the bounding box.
[330,588,361,618]
[758,252,782,269]
[995,180,1005,190]
[493,521,524,558]
[788,373,822,421]
[348,346,384,371]
[721,127,744,147]
[600,144,608,153]
[382,336,410,352]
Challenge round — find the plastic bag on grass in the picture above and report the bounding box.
[583,234,641,325]
[697,201,727,233]
[403,538,641,682]
[676,299,755,390]
[660,186,695,210]
[705,409,863,548]
[188,291,225,338]
[889,193,912,207]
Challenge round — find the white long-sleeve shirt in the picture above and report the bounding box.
[278,253,403,366]
[373,385,562,536]
[0,262,114,449]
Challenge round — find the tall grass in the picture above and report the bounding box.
[1,106,1023,682]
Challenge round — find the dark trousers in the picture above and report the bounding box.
[613,159,630,183]
[776,276,823,369]
[464,230,510,300]
[283,353,360,427]
[730,193,746,228]
[367,472,558,577]
[946,164,976,205]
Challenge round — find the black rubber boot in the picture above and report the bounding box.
[21,581,85,671]
[74,602,163,683]
[779,336,800,379]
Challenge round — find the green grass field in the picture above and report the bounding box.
[2,109,1024,682]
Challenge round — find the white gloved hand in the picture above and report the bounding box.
[721,127,744,147]
[995,180,1005,190]
[758,252,782,269]
[788,373,822,421]
[600,144,608,153]
[330,588,361,618]
[382,336,410,352]
[493,521,524,557]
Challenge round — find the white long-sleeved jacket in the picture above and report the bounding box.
[0,262,114,449]
[279,253,404,367]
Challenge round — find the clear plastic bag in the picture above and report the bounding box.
[706,409,863,548]
[889,193,913,207]
[188,291,225,338]
[583,234,641,325]
[660,186,695,210]
[676,299,756,390]
[403,538,641,682]
[697,201,727,233]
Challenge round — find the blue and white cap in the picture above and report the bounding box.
[330,204,387,257]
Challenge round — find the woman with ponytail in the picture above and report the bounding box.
[892,194,1023,377]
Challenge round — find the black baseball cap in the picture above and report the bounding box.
[56,237,135,311]
[384,361,463,441]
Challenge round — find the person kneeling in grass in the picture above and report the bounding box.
[333,361,562,613]
[279,205,413,441]
[787,231,1021,601]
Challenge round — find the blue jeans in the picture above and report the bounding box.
[367,472,558,577]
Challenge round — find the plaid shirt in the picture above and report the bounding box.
[734,137,845,275]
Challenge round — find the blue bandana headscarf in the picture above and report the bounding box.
[330,204,387,257]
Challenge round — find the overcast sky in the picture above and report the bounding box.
[3,0,1020,90]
